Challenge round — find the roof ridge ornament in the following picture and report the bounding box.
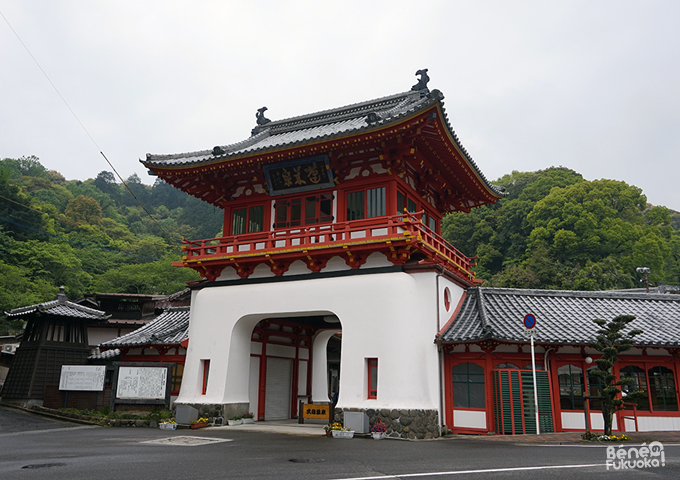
[251,106,271,136]
[476,288,492,336]
[411,69,430,94]
[366,111,382,125]
[57,286,67,304]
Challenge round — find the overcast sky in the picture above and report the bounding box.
[2,1,679,210]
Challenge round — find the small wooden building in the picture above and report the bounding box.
[1,287,109,407]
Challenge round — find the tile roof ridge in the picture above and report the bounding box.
[262,90,420,131]
[165,305,191,311]
[475,288,492,336]
[478,286,680,301]
[143,90,427,162]
[59,301,110,318]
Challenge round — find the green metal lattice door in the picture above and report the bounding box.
[493,369,554,434]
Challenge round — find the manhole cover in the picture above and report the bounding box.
[142,436,233,446]
[289,458,326,463]
[22,463,67,469]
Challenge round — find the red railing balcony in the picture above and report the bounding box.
[177,212,477,283]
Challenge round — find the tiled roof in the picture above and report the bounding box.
[5,287,109,321]
[440,288,680,347]
[99,307,190,348]
[154,288,191,310]
[88,348,121,360]
[142,88,505,197]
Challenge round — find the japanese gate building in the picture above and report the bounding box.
[141,71,504,437]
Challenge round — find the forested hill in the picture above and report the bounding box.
[1,157,678,334]
[0,156,216,327]
[442,167,680,290]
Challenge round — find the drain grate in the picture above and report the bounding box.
[22,463,67,469]
[142,436,233,446]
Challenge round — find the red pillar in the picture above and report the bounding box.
[257,335,268,421]
[483,344,494,434]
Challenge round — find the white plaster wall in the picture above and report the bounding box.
[589,412,618,431]
[453,410,486,429]
[438,276,465,332]
[177,271,459,413]
[561,411,618,431]
[311,330,338,403]
[628,416,680,432]
[89,327,136,347]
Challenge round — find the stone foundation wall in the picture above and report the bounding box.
[180,402,250,422]
[334,407,440,439]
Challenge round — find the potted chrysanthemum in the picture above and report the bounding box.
[330,422,354,439]
[370,420,388,439]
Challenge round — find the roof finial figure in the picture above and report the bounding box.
[256,106,271,126]
[251,106,271,136]
[411,69,430,93]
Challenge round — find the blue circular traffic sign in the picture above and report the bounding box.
[524,314,536,329]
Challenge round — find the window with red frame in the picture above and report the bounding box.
[367,358,378,399]
[274,194,333,229]
[557,364,584,410]
[396,190,438,232]
[452,362,485,408]
[201,359,210,395]
[232,205,264,235]
[620,364,679,412]
[347,187,386,220]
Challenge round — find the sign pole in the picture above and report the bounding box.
[523,314,540,435]
[530,333,540,435]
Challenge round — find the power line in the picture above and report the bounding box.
[0,215,161,260]
[0,193,179,249]
[0,8,177,244]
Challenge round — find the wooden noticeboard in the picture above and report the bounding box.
[299,403,331,424]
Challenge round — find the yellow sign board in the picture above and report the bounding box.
[302,404,329,419]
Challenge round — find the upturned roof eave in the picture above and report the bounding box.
[141,103,436,172]
[141,88,506,202]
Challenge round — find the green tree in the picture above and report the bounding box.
[0,166,48,240]
[589,315,644,436]
[442,167,584,280]
[90,255,201,294]
[65,195,103,225]
[11,240,92,297]
[0,261,55,334]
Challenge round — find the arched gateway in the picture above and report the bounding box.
[141,72,504,437]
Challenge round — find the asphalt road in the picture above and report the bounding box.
[1,406,678,479]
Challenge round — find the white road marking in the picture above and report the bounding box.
[141,435,234,446]
[332,463,604,480]
[0,425,98,437]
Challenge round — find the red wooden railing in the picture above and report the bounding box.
[179,211,475,276]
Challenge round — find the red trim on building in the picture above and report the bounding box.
[438,291,467,337]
